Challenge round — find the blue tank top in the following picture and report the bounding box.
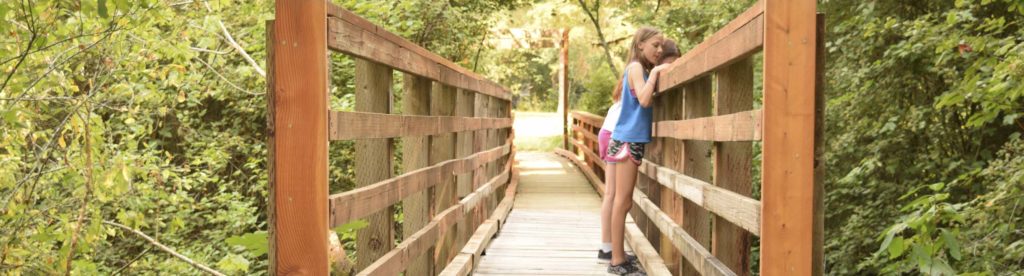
[611,68,652,143]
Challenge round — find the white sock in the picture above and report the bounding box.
[600,243,612,252]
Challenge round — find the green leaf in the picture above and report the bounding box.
[217,253,250,273]
[888,236,906,259]
[941,229,962,260]
[97,0,109,18]
[334,219,369,234]
[226,231,268,257]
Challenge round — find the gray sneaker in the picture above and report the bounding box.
[608,261,646,276]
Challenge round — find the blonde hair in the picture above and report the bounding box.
[612,27,662,102]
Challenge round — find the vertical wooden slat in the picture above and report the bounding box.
[559,29,570,150]
[681,77,713,276]
[761,0,818,274]
[713,58,754,275]
[354,59,395,271]
[269,0,329,273]
[661,88,686,275]
[431,83,457,275]
[455,88,475,256]
[813,13,827,276]
[651,88,675,274]
[402,74,433,276]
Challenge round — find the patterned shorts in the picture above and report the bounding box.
[605,139,645,164]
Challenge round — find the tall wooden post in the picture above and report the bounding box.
[559,28,570,149]
[761,0,819,274]
[268,1,329,274]
[354,59,395,271]
[402,74,433,276]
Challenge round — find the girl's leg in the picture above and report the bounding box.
[600,162,617,247]
[610,159,639,265]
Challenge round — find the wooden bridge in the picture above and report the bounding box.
[267,0,822,275]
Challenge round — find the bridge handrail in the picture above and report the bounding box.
[268,2,516,275]
[565,0,824,275]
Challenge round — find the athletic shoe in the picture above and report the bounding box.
[607,261,646,276]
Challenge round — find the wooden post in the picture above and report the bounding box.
[761,0,819,274]
[402,74,433,276]
[431,82,457,275]
[681,77,713,276]
[713,58,754,275]
[354,59,395,271]
[268,0,329,273]
[658,88,686,274]
[559,29,570,150]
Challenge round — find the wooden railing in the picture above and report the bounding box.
[268,2,516,275]
[565,1,824,275]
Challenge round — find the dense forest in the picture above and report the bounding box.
[1,0,1021,275]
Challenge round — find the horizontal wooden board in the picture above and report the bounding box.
[652,109,763,141]
[329,143,511,227]
[325,4,510,100]
[657,3,765,92]
[570,111,604,128]
[638,160,761,236]
[633,192,737,276]
[329,111,513,140]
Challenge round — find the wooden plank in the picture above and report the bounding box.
[268,0,329,273]
[354,59,395,271]
[329,143,511,227]
[761,0,818,274]
[570,111,604,129]
[639,160,761,236]
[432,82,459,275]
[633,192,737,276]
[570,125,599,146]
[401,74,433,276]
[651,109,763,141]
[713,58,755,275]
[358,203,463,276]
[657,10,765,92]
[456,89,476,198]
[324,5,511,100]
[440,254,473,276]
[681,77,714,276]
[328,112,513,140]
[657,86,685,274]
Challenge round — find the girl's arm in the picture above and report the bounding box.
[628,63,670,108]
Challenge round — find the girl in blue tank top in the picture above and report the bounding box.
[603,27,673,276]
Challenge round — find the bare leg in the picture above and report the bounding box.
[610,159,638,265]
[601,162,617,245]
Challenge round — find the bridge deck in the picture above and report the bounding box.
[475,152,632,275]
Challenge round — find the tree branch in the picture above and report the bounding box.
[204,3,265,77]
[576,0,619,76]
[101,220,227,276]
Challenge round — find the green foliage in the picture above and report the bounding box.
[820,0,1024,274]
[0,0,519,274]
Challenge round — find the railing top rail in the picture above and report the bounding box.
[656,0,765,92]
[325,3,511,100]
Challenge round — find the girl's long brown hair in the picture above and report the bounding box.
[612,27,662,103]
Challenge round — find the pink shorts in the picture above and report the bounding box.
[598,129,613,161]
